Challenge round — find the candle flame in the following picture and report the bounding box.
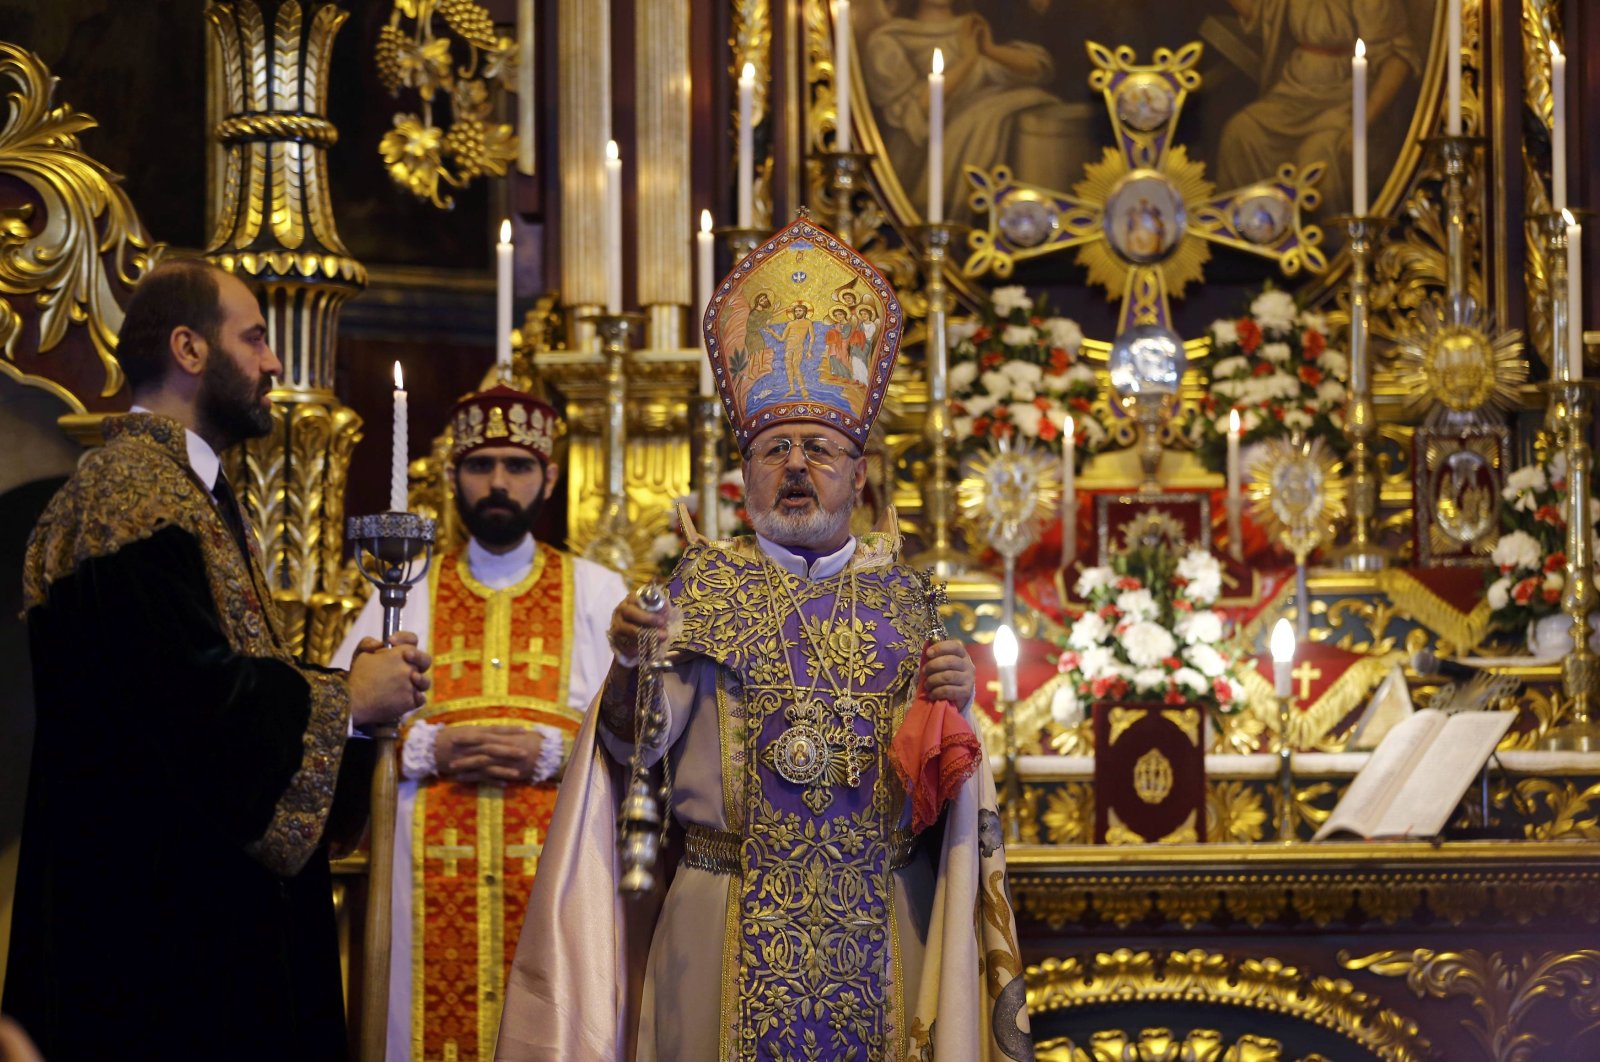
[499,218,511,244]
[1354,38,1365,59]
[605,139,619,162]
[993,624,1018,668]
[1552,41,1563,61]
[393,361,404,390]
[931,47,944,76]
[700,208,714,233]
[1563,208,1577,227]
[1062,413,1073,437]
[1229,408,1240,433]
[1270,618,1296,663]
[741,61,756,83]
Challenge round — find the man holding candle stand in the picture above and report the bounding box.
[333,383,627,1062]
[5,259,433,1060]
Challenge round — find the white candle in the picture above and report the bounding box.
[1446,0,1462,135]
[1061,413,1075,503]
[516,0,535,174]
[496,218,513,378]
[1552,43,1568,212]
[390,361,408,513]
[605,140,622,313]
[1352,39,1368,215]
[697,209,716,397]
[1270,618,1296,700]
[834,0,851,152]
[738,62,755,229]
[993,623,1018,702]
[1566,210,1584,382]
[928,48,945,224]
[1227,408,1241,508]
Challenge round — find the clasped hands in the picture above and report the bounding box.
[347,631,432,729]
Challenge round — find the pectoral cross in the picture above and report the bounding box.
[513,636,560,683]
[435,634,475,680]
[962,42,1326,337]
[426,827,475,877]
[1292,660,1323,702]
[505,827,544,877]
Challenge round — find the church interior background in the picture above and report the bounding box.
[3,0,1600,1057]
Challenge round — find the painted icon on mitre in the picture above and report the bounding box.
[703,215,902,452]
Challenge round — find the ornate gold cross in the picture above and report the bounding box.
[1292,660,1323,702]
[513,636,560,682]
[435,634,475,680]
[426,827,475,877]
[505,827,543,877]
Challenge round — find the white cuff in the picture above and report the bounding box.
[401,720,442,780]
[529,724,565,783]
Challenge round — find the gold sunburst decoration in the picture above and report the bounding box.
[1248,435,1346,561]
[1391,297,1527,414]
[957,438,1062,558]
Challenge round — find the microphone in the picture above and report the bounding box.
[1411,648,1480,682]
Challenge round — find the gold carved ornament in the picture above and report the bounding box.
[1037,1027,1330,1062]
[1391,298,1526,417]
[1247,435,1346,563]
[1343,948,1600,1062]
[0,43,164,407]
[376,0,517,207]
[956,438,1061,558]
[1026,949,1430,1062]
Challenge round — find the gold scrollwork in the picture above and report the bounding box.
[1206,779,1268,843]
[1132,748,1173,805]
[1521,0,1563,369]
[1041,782,1094,846]
[1343,947,1600,1062]
[1036,1027,1315,1062]
[1027,949,1431,1062]
[375,0,517,208]
[0,43,163,406]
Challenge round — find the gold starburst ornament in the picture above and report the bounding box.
[1391,297,1527,414]
[1248,435,1346,561]
[957,438,1062,558]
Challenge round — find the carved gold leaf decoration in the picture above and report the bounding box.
[0,43,163,404]
[1344,948,1600,1062]
[1028,949,1431,1061]
[1037,1026,1316,1062]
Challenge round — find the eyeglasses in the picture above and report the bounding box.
[459,455,542,476]
[750,436,862,469]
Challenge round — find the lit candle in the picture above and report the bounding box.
[1566,209,1583,382]
[496,218,513,378]
[1552,42,1568,212]
[738,62,755,229]
[1271,618,1296,700]
[1446,0,1462,135]
[697,209,716,398]
[833,0,851,152]
[1061,413,1075,505]
[390,361,408,513]
[928,48,945,224]
[994,623,1019,702]
[1227,408,1241,508]
[605,140,622,313]
[1352,39,1368,215]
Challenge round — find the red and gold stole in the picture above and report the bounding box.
[410,544,578,1062]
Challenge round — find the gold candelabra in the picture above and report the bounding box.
[580,312,646,570]
[1545,379,1600,750]
[1333,214,1391,571]
[910,221,971,577]
[999,694,1023,842]
[816,149,875,244]
[716,225,764,264]
[696,395,723,539]
[1431,135,1486,312]
[1277,691,1295,841]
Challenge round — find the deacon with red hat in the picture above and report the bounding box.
[333,384,627,1062]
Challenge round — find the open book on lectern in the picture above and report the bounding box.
[1312,708,1515,841]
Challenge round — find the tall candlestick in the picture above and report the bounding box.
[1566,210,1584,382]
[1446,0,1462,135]
[1271,617,1296,699]
[1552,42,1568,212]
[833,0,851,152]
[928,48,945,224]
[1227,408,1241,506]
[605,140,623,313]
[697,209,716,397]
[738,62,755,229]
[391,361,408,512]
[1352,39,1368,215]
[496,219,513,378]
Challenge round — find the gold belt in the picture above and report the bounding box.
[682,822,920,875]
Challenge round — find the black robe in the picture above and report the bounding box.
[5,414,355,1061]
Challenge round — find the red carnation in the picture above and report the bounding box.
[1251,361,1274,377]
[1237,318,1262,353]
[1162,656,1183,670]
[971,327,991,343]
[1213,677,1234,702]
[1115,576,1142,590]
[1303,329,1326,358]
[1164,688,1186,705]
[1545,551,1568,572]
[1058,651,1080,672]
[981,351,1004,370]
[1038,419,1059,442]
[1097,605,1120,621]
[1512,577,1539,605]
[1298,364,1323,386]
[1050,348,1071,372]
[1536,505,1565,526]
[1069,396,1093,412]
[1543,585,1562,604]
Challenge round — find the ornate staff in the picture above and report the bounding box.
[619,584,673,893]
[346,510,436,1062]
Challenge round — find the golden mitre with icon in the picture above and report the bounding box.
[702,215,902,452]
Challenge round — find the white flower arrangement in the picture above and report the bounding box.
[1052,543,1246,722]
[1484,454,1600,628]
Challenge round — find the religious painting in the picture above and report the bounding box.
[848,0,1440,241]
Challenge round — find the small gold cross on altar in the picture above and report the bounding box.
[435,634,474,680]
[505,827,544,877]
[1292,661,1323,702]
[512,636,560,682]
[426,827,475,876]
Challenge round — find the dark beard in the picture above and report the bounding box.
[198,345,273,446]
[455,488,542,548]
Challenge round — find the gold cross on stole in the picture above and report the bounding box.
[426,827,475,876]
[1292,661,1323,702]
[505,827,544,876]
[435,634,475,680]
[512,636,560,682]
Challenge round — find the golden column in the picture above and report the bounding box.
[204,0,369,665]
[635,0,692,350]
[559,0,613,345]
